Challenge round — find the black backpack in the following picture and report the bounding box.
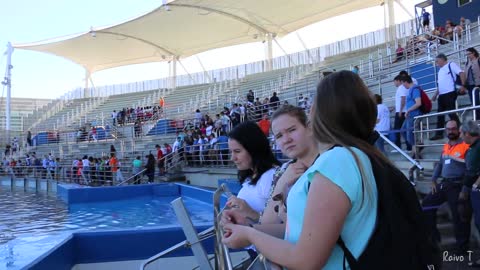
[336,153,441,270]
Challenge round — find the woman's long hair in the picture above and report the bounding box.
[229,121,280,185]
[311,71,390,205]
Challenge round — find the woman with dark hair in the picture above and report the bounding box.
[110,145,116,155]
[144,154,155,183]
[465,47,480,118]
[223,71,386,269]
[222,105,318,231]
[226,122,280,216]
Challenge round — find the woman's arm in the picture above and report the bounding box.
[224,172,351,270]
[261,163,307,224]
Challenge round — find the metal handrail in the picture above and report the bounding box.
[213,184,234,270]
[422,32,464,48]
[378,132,423,170]
[116,168,147,186]
[413,105,480,149]
[140,226,215,270]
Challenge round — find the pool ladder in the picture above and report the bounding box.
[140,184,273,270]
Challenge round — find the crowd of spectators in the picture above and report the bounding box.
[111,105,163,126]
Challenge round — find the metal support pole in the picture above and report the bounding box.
[3,42,14,142]
[84,70,90,98]
[169,56,177,90]
[265,33,273,71]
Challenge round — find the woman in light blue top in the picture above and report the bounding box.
[223,71,388,269]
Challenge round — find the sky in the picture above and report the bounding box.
[0,0,425,100]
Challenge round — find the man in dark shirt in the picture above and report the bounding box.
[247,90,255,103]
[269,92,280,111]
[422,120,471,253]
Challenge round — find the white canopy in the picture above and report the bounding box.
[14,0,383,73]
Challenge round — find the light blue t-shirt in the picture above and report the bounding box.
[285,147,378,270]
[406,86,422,117]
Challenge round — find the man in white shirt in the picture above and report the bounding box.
[430,53,466,140]
[374,94,391,154]
[393,75,412,151]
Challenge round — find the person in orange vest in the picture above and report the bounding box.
[422,120,472,254]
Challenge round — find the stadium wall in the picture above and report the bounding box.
[432,0,480,27]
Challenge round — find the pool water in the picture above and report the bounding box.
[0,188,213,269]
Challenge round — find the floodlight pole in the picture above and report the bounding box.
[265,33,273,71]
[3,42,13,142]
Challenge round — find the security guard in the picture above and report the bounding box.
[422,120,471,254]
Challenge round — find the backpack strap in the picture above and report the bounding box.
[337,236,357,270]
[447,62,458,88]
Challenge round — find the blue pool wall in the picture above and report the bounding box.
[57,183,230,206]
[27,183,233,269]
[27,225,214,270]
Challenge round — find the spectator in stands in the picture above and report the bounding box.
[254,98,262,119]
[460,17,471,29]
[239,103,246,123]
[297,93,304,107]
[464,47,480,119]
[82,155,90,183]
[134,119,142,137]
[444,21,455,40]
[4,144,10,157]
[374,94,390,154]
[111,110,117,126]
[392,75,412,151]
[401,75,422,155]
[257,114,270,137]
[430,53,465,140]
[459,121,480,267]
[223,71,381,269]
[351,65,359,74]
[399,70,418,85]
[422,9,430,31]
[145,153,155,183]
[247,90,255,103]
[393,44,404,63]
[220,112,230,133]
[422,120,471,254]
[105,123,111,139]
[262,98,269,116]
[194,109,202,128]
[132,156,143,184]
[109,153,119,184]
[27,130,32,147]
[91,127,97,142]
[156,144,165,176]
[217,131,229,165]
[269,92,280,112]
[164,143,172,154]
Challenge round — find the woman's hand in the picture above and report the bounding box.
[222,223,253,249]
[277,162,308,189]
[220,196,259,226]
